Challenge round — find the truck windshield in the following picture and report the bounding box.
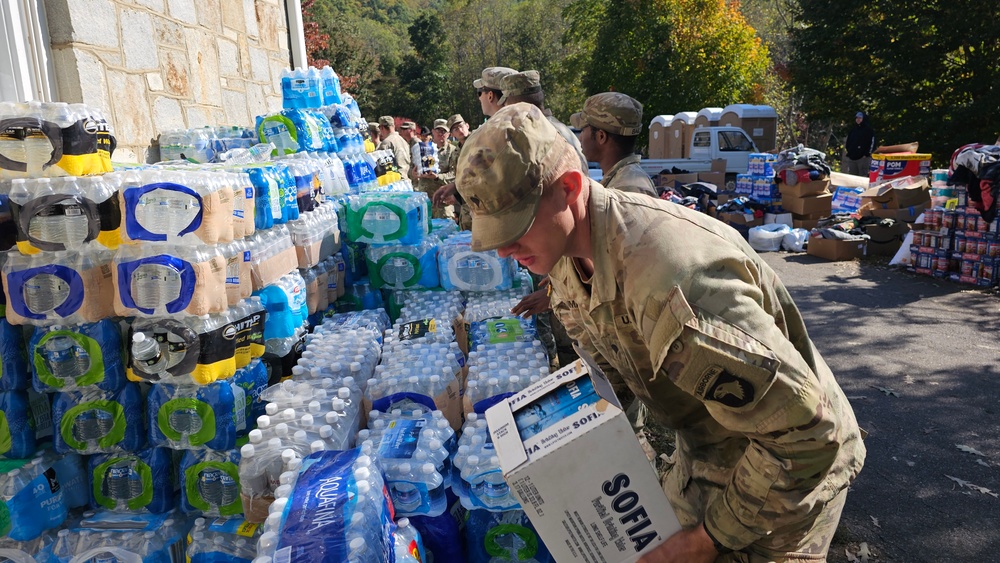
[719,131,754,152]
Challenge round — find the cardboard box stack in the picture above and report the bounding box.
[778,175,832,231]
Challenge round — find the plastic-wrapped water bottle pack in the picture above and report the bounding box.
[8,175,121,254]
[438,231,517,292]
[0,101,115,179]
[343,191,429,245]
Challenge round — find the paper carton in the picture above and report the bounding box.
[869,153,932,185]
[778,178,831,199]
[781,193,833,216]
[807,237,867,261]
[861,176,931,209]
[486,357,681,563]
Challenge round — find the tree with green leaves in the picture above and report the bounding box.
[387,14,453,125]
[565,0,769,149]
[790,0,1000,165]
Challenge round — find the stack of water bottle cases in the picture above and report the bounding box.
[0,65,560,562]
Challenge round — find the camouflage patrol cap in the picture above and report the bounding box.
[569,92,644,136]
[378,115,394,128]
[400,121,417,130]
[473,67,518,90]
[456,103,575,251]
[367,121,379,130]
[498,70,542,105]
[446,114,466,130]
[433,119,448,131]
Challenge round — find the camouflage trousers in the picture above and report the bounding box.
[661,456,848,562]
[459,203,472,231]
[416,180,451,219]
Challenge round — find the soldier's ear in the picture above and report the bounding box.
[596,129,608,145]
[559,169,587,207]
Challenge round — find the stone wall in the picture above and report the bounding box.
[44,0,290,163]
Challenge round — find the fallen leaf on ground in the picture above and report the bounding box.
[870,515,880,528]
[847,396,868,400]
[904,375,915,384]
[946,475,1000,498]
[872,385,900,397]
[846,549,860,562]
[956,444,986,457]
[859,542,872,562]
[923,426,936,434]
[906,461,915,467]
[976,459,992,468]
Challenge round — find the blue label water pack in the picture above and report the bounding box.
[0,457,67,541]
[52,382,145,454]
[180,449,242,517]
[30,319,124,393]
[148,381,246,451]
[273,449,393,562]
[366,241,440,290]
[0,319,29,391]
[0,391,37,459]
[88,446,174,514]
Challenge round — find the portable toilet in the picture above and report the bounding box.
[720,104,778,151]
[648,115,672,159]
[719,104,753,128]
[743,105,778,151]
[668,112,696,158]
[694,107,723,129]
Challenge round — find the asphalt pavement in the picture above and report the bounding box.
[760,252,1000,562]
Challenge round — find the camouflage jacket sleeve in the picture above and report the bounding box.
[624,250,853,550]
[437,144,458,184]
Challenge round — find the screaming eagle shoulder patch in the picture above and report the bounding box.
[703,366,755,408]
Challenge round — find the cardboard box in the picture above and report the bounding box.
[487,358,681,563]
[866,222,911,256]
[807,237,867,261]
[698,171,725,190]
[862,201,928,223]
[781,193,833,216]
[869,153,932,185]
[793,219,820,230]
[861,176,931,209]
[656,173,698,187]
[718,211,762,228]
[778,178,831,199]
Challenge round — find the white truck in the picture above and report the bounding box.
[638,126,758,177]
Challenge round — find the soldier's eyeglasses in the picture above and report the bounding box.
[476,89,485,97]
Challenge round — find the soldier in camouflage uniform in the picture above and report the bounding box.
[376,116,411,180]
[415,119,457,219]
[498,70,589,173]
[571,92,659,198]
[435,67,519,231]
[434,114,472,228]
[454,103,866,562]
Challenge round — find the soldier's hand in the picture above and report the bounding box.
[512,288,551,317]
[434,183,458,206]
[637,525,719,563]
[419,172,438,180]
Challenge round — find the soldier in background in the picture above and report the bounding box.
[376,116,411,179]
[434,67,519,230]
[416,119,456,219]
[572,92,659,198]
[499,70,588,173]
[368,121,381,145]
[456,103,866,563]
